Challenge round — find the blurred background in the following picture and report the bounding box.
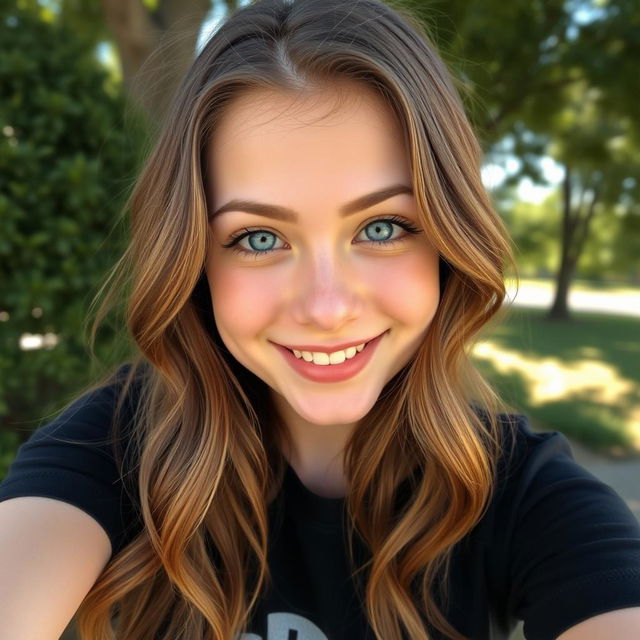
[0,1,638,638]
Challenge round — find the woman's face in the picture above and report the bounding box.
[205,84,440,430]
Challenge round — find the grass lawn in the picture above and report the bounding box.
[473,306,640,457]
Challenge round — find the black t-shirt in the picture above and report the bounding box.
[1,371,639,640]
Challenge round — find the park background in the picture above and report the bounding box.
[0,1,639,638]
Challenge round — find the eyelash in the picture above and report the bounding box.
[221,215,423,258]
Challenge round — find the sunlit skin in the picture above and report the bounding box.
[204,83,440,497]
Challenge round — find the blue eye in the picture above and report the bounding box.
[222,215,423,258]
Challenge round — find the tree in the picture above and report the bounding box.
[400,0,640,318]
[546,88,640,318]
[54,0,240,127]
[544,0,640,317]
[0,2,144,457]
[98,0,217,130]
[398,0,573,147]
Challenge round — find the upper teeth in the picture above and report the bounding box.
[291,342,366,365]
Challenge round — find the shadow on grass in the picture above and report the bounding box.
[474,307,640,457]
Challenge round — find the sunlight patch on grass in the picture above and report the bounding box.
[473,341,635,407]
[630,407,640,450]
[475,307,640,454]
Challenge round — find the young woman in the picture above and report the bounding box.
[1,1,639,639]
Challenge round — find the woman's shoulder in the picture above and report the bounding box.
[475,408,640,556]
[490,411,581,489]
[471,407,576,484]
[475,412,640,639]
[34,361,147,444]
[0,361,148,480]
[0,362,149,556]
[468,407,635,537]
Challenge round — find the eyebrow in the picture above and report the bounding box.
[209,184,414,221]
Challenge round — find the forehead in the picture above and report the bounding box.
[205,84,411,199]
[213,81,396,139]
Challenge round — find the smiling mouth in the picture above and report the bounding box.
[283,341,370,356]
[280,333,382,355]
[271,329,388,381]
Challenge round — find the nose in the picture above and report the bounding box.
[290,247,364,331]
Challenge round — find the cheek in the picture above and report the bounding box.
[208,266,279,336]
[367,250,440,325]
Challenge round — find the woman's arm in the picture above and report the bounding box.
[556,607,640,639]
[0,496,112,640]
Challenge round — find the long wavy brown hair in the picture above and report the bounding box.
[70,0,518,638]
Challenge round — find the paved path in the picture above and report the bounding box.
[506,281,640,317]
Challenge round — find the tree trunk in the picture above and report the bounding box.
[100,0,213,130]
[548,255,576,320]
[548,165,600,321]
[548,165,575,320]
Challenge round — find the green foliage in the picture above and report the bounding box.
[397,0,640,283]
[397,0,572,146]
[499,188,640,282]
[0,3,145,467]
[500,193,560,277]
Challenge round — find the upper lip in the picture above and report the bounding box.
[271,330,386,353]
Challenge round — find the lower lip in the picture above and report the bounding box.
[272,331,387,383]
